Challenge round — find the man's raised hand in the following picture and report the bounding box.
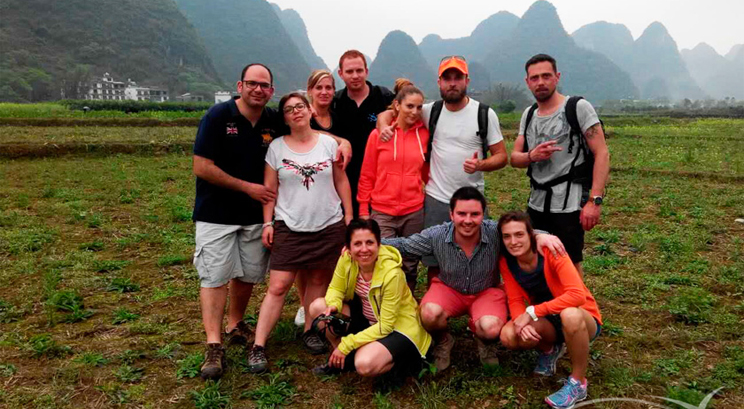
[529,140,562,162]
[463,152,480,174]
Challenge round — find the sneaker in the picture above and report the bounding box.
[200,343,226,380]
[247,345,268,373]
[534,343,567,376]
[294,307,305,327]
[545,376,588,408]
[475,337,499,367]
[311,363,341,376]
[431,332,455,371]
[225,320,253,346]
[302,330,327,355]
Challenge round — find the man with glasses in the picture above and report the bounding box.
[192,63,350,380]
[333,49,395,217]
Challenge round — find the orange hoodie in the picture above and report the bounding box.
[357,120,430,217]
[499,250,603,325]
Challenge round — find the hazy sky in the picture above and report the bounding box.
[271,0,743,69]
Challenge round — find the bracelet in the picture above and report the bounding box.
[262,222,273,228]
[527,150,533,163]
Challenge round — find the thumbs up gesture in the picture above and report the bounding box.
[463,152,480,174]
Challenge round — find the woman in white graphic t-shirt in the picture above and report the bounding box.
[248,93,353,373]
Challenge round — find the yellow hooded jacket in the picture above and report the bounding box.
[325,245,432,357]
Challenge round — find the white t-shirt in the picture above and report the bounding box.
[265,133,343,232]
[423,98,504,204]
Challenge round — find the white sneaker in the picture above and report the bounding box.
[294,307,305,327]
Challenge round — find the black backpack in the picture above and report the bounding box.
[522,96,603,213]
[425,100,490,162]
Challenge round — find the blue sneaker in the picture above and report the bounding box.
[534,343,567,376]
[545,376,588,409]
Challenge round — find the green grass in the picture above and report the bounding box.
[111,308,140,325]
[191,381,231,409]
[0,117,742,408]
[113,364,144,383]
[243,373,296,408]
[0,102,206,119]
[176,352,203,379]
[73,352,110,367]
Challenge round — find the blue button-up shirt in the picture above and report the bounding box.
[383,220,502,295]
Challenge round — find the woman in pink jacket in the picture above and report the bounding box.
[357,82,429,293]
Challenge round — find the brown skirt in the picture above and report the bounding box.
[269,219,346,271]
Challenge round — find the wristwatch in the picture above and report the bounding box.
[590,196,604,205]
[525,305,538,321]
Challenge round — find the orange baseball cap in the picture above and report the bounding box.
[438,56,468,77]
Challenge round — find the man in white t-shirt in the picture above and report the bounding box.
[379,56,508,278]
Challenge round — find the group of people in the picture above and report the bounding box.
[191,50,610,409]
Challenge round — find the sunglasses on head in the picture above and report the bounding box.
[440,55,467,64]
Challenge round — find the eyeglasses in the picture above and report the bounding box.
[282,103,307,114]
[440,55,467,64]
[242,80,273,91]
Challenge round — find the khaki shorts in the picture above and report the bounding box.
[193,222,269,288]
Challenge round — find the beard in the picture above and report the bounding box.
[440,87,467,104]
[532,87,555,102]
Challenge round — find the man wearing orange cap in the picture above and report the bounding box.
[421,56,507,233]
[378,55,508,370]
[380,56,507,262]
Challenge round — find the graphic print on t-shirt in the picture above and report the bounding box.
[225,122,238,135]
[531,115,571,175]
[281,159,332,190]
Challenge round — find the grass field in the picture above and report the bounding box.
[0,115,742,408]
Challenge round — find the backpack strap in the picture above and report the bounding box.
[425,100,444,162]
[477,102,490,158]
[565,96,583,155]
[522,103,538,153]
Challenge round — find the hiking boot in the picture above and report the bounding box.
[200,343,226,380]
[545,376,588,408]
[294,307,305,327]
[302,330,327,355]
[225,320,253,346]
[475,337,499,367]
[534,343,567,377]
[247,345,268,373]
[431,332,455,371]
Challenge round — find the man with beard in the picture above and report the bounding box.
[378,56,507,283]
[510,54,610,277]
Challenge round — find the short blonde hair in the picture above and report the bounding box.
[306,70,335,103]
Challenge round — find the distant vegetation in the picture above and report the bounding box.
[0,0,224,103]
[174,0,311,94]
[1,0,741,103]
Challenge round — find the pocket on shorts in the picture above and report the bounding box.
[193,246,209,281]
[193,244,235,284]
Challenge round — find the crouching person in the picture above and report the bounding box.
[308,219,432,377]
[497,211,602,409]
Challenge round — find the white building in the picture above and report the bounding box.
[85,73,125,101]
[215,91,235,104]
[124,80,169,102]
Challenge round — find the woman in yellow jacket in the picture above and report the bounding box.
[308,219,432,376]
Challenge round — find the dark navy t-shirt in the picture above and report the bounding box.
[333,82,394,215]
[505,253,553,305]
[192,98,288,226]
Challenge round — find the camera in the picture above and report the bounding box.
[311,313,352,337]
